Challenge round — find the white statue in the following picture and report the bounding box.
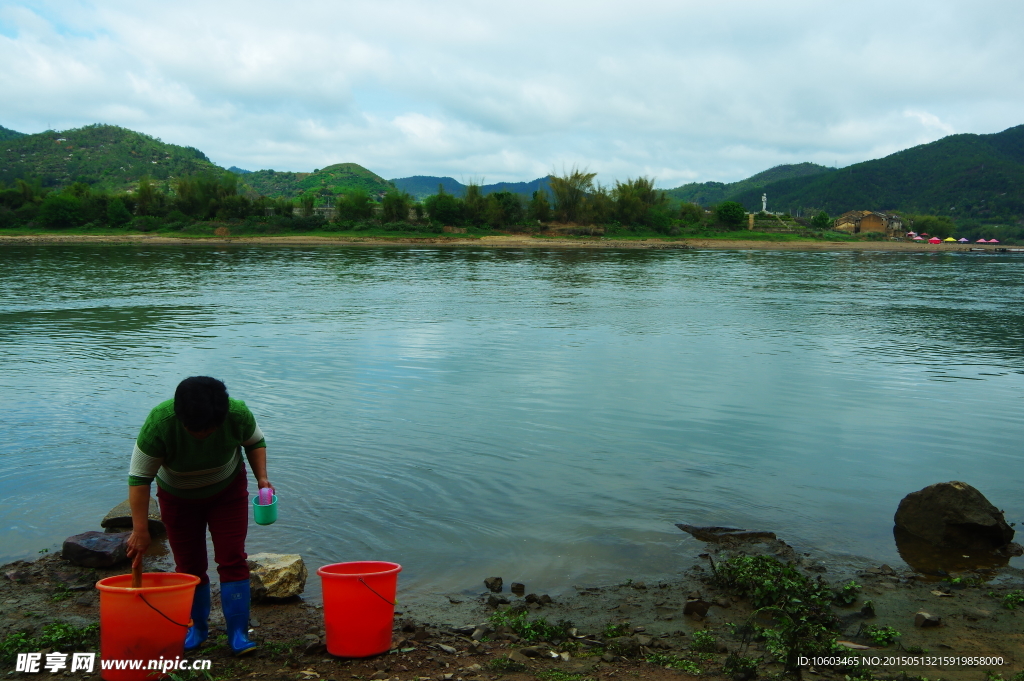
[762,193,767,213]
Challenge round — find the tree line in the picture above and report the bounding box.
[4,166,1006,241]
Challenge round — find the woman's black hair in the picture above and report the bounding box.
[174,376,229,431]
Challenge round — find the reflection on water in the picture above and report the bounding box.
[1,245,1024,597]
[892,526,1010,577]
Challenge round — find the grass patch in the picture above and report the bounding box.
[1002,590,1024,609]
[486,655,528,673]
[861,625,900,646]
[603,621,632,638]
[488,608,573,642]
[689,630,717,653]
[536,670,597,681]
[645,651,703,674]
[713,555,840,674]
[834,580,862,605]
[0,621,99,666]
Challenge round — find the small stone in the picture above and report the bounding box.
[510,582,525,596]
[915,611,942,628]
[506,650,530,664]
[879,564,895,575]
[437,644,457,654]
[369,672,389,680]
[632,581,646,590]
[538,594,553,605]
[486,594,509,607]
[518,647,542,658]
[634,635,652,647]
[470,623,493,641]
[62,531,129,567]
[484,577,503,593]
[683,599,712,618]
[524,593,539,603]
[601,652,617,662]
[248,553,308,600]
[962,607,991,621]
[606,636,641,657]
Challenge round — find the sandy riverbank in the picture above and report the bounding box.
[3,536,1022,681]
[0,233,1010,252]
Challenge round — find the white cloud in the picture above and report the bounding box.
[0,0,1022,187]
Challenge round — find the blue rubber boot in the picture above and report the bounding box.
[220,579,257,656]
[184,582,211,651]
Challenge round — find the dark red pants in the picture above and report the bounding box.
[156,466,250,584]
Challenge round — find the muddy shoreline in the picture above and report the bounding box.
[0,233,1009,252]
[3,537,1022,681]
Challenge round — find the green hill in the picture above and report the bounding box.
[730,125,1024,221]
[0,124,220,191]
[0,125,26,142]
[666,163,834,205]
[243,163,394,199]
[392,175,552,199]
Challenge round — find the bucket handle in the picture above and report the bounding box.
[359,577,395,606]
[139,593,191,628]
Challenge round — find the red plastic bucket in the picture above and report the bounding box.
[95,572,199,680]
[317,561,402,657]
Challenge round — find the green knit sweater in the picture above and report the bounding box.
[129,398,267,499]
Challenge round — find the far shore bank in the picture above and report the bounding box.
[0,233,1013,252]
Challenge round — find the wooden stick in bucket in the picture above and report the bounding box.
[131,562,142,588]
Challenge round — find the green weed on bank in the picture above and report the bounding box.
[0,621,98,666]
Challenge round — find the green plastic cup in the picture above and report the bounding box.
[252,494,278,526]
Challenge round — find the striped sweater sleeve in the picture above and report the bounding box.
[129,441,163,486]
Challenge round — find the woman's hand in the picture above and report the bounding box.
[257,478,274,494]
[127,529,151,568]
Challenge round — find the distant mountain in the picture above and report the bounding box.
[728,125,1024,220]
[392,175,552,200]
[666,163,834,206]
[0,124,219,191]
[242,163,394,199]
[227,166,252,175]
[0,125,26,142]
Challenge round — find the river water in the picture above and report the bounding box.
[1,244,1022,597]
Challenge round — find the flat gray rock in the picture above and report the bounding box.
[101,497,165,535]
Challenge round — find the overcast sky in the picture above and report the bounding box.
[2,1,1022,187]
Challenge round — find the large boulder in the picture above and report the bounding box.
[247,553,307,601]
[101,497,165,535]
[894,482,1013,550]
[62,531,129,567]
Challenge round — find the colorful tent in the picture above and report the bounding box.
[913,236,925,241]
[943,237,957,242]
[990,239,1000,243]
[958,238,969,242]
[928,237,942,244]
[977,238,989,242]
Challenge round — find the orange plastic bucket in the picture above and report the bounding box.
[318,561,402,657]
[95,572,200,681]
